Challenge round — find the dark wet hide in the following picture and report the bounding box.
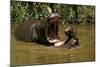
[54,27,79,49]
[15,13,61,45]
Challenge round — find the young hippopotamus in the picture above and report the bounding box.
[54,27,79,49]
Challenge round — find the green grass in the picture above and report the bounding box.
[10,23,95,66]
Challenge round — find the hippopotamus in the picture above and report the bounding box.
[15,13,61,45]
[54,27,79,49]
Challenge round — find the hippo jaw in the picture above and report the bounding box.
[47,20,60,44]
[46,13,61,44]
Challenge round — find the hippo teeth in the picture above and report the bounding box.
[49,39,59,43]
[54,41,65,47]
[47,38,60,43]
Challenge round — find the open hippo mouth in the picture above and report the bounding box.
[47,18,60,44]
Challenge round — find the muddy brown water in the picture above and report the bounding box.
[10,24,95,66]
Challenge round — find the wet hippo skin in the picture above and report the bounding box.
[15,13,61,45]
[61,27,79,48]
[54,27,79,49]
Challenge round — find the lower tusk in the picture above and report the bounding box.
[54,41,65,47]
[47,37,60,43]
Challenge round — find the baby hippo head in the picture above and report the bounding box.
[64,27,75,38]
[64,27,79,48]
